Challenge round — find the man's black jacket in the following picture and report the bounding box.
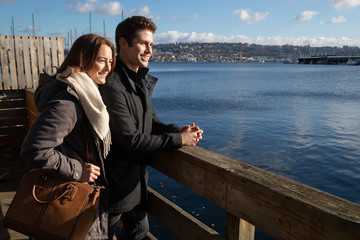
[99,60,182,212]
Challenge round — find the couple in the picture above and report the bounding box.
[21,16,203,240]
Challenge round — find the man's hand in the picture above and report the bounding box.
[180,123,203,146]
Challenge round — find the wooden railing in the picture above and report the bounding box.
[0,35,64,90]
[148,147,360,240]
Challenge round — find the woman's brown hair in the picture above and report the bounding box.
[57,34,116,76]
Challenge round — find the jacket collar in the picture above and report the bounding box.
[117,60,157,93]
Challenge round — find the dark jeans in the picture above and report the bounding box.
[108,206,149,240]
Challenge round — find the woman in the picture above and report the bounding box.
[21,33,115,239]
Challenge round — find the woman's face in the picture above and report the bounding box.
[86,44,113,85]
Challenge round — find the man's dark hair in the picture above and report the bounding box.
[115,16,157,55]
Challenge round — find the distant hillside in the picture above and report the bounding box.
[152,42,360,63]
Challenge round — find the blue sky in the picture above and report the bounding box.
[1,0,360,47]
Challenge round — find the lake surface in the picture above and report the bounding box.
[146,62,360,239]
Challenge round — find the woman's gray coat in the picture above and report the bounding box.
[21,74,109,239]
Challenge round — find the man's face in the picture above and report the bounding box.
[120,29,154,72]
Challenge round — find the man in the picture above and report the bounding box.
[99,16,203,240]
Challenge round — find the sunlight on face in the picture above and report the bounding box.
[86,44,113,84]
[120,29,154,72]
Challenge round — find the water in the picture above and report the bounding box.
[146,62,360,239]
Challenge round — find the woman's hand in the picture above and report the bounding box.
[79,163,100,182]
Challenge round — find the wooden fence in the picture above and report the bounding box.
[0,35,63,144]
[0,35,64,90]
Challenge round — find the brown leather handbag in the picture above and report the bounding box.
[3,169,100,240]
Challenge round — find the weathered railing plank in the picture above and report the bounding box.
[14,36,23,89]
[22,37,31,89]
[57,38,65,67]
[149,147,360,240]
[43,37,52,75]
[0,36,8,90]
[51,37,58,73]
[37,37,45,76]
[29,37,39,88]
[7,36,17,90]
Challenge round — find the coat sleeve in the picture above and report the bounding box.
[151,106,181,134]
[100,83,182,156]
[21,94,83,180]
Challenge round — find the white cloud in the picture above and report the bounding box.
[96,1,122,15]
[233,9,269,24]
[49,30,68,36]
[128,6,160,20]
[154,30,360,47]
[76,2,94,13]
[329,0,360,10]
[21,26,39,33]
[155,30,257,44]
[293,10,319,21]
[172,14,199,21]
[130,5,151,15]
[255,35,360,47]
[329,16,347,23]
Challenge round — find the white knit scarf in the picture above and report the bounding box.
[56,67,111,158]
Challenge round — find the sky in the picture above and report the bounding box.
[1,0,360,47]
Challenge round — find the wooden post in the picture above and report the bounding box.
[226,212,254,240]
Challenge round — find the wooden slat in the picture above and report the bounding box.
[146,232,157,240]
[0,117,27,127]
[0,90,25,100]
[0,35,8,90]
[37,37,45,75]
[147,187,223,240]
[0,109,27,118]
[0,125,27,135]
[0,99,25,109]
[7,36,16,90]
[51,37,58,68]
[58,37,65,66]
[22,36,32,89]
[226,213,254,240]
[14,36,24,89]
[43,37,51,74]
[0,133,26,145]
[29,37,39,88]
[149,147,360,240]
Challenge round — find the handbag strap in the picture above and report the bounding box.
[32,182,77,204]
